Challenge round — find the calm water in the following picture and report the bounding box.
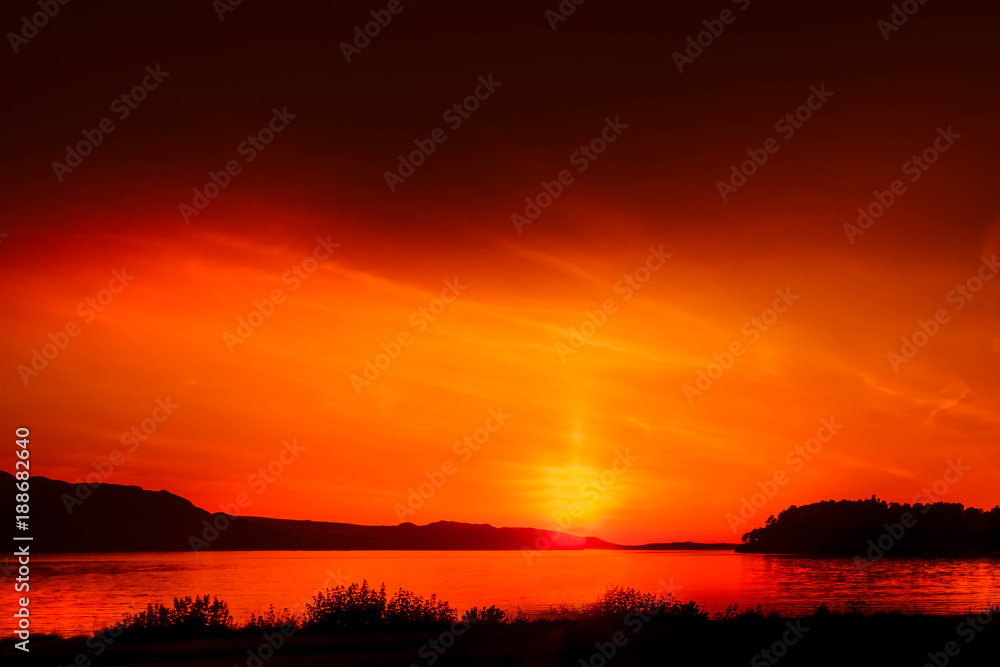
[8,550,1000,636]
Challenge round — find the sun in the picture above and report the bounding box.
[539,462,608,529]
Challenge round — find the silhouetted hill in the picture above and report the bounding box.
[6,471,211,552]
[1,473,731,552]
[624,541,741,550]
[736,497,1000,557]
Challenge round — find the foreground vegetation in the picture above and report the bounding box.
[4,585,1000,666]
[88,582,691,637]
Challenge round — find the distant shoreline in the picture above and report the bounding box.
[28,545,740,555]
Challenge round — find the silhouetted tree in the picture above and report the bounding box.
[735,498,1000,556]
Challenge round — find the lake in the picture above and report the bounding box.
[11,550,1000,637]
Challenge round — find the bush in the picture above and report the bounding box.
[714,603,766,621]
[584,586,687,619]
[304,581,387,630]
[102,583,719,641]
[246,604,296,631]
[385,588,456,625]
[120,595,234,634]
[462,605,508,625]
[303,581,456,630]
[669,600,708,618]
[510,607,530,623]
[844,598,871,615]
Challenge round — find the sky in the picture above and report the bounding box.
[2,0,999,544]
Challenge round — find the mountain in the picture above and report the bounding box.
[2,472,735,552]
[623,542,744,550]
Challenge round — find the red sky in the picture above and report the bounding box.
[2,0,999,543]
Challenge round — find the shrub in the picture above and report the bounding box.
[120,595,234,634]
[844,598,871,615]
[669,600,708,618]
[304,581,387,630]
[713,603,766,621]
[303,581,456,629]
[510,607,530,623]
[462,605,508,625]
[246,604,296,631]
[584,586,682,618]
[385,588,456,625]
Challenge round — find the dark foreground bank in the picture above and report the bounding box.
[6,609,1000,667]
[5,582,1000,667]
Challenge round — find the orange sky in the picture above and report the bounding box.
[3,209,998,543]
[2,0,999,544]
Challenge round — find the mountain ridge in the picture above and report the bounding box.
[2,472,736,552]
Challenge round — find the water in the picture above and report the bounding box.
[9,550,1000,637]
